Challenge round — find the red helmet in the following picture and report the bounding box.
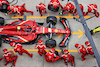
[88,7,92,12]
[40,6,44,10]
[75,44,79,48]
[85,41,90,46]
[38,39,43,44]
[64,49,68,54]
[3,49,8,53]
[68,3,72,5]
[64,6,68,10]
[71,5,75,10]
[50,48,55,52]
[53,4,57,9]
[7,6,12,10]
[10,42,15,47]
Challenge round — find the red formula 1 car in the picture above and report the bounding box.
[0,16,71,47]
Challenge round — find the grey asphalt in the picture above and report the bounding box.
[0,0,100,67]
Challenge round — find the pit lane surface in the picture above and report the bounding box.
[0,0,100,67]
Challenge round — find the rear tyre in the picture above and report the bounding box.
[45,39,56,48]
[0,17,4,26]
[0,38,2,47]
[46,16,57,25]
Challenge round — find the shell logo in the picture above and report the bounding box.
[17,26,21,30]
[55,29,58,32]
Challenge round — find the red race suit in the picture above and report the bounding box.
[13,43,33,58]
[36,3,47,16]
[45,51,61,62]
[0,52,18,66]
[85,4,99,18]
[60,52,74,66]
[35,44,46,56]
[78,45,88,61]
[7,3,33,16]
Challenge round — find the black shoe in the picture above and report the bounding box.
[90,30,94,35]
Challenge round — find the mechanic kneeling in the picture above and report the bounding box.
[48,0,63,12]
[60,49,74,66]
[45,48,61,62]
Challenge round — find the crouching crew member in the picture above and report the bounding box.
[85,41,94,55]
[45,48,61,62]
[36,3,47,16]
[10,42,33,58]
[85,4,99,18]
[35,39,46,56]
[0,49,18,66]
[7,3,33,16]
[75,44,87,61]
[60,49,74,66]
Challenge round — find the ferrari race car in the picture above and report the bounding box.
[0,16,71,47]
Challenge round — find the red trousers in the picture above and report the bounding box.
[18,49,33,57]
[45,55,61,62]
[64,56,74,66]
[81,53,88,61]
[39,9,47,16]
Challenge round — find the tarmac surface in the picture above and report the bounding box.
[0,0,100,67]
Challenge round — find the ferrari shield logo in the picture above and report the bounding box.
[49,56,51,58]
[17,48,20,51]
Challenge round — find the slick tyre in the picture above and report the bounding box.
[0,17,4,26]
[46,16,57,25]
[0,3,9,13]
[45,39,56,48]
[0,38,2,47]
